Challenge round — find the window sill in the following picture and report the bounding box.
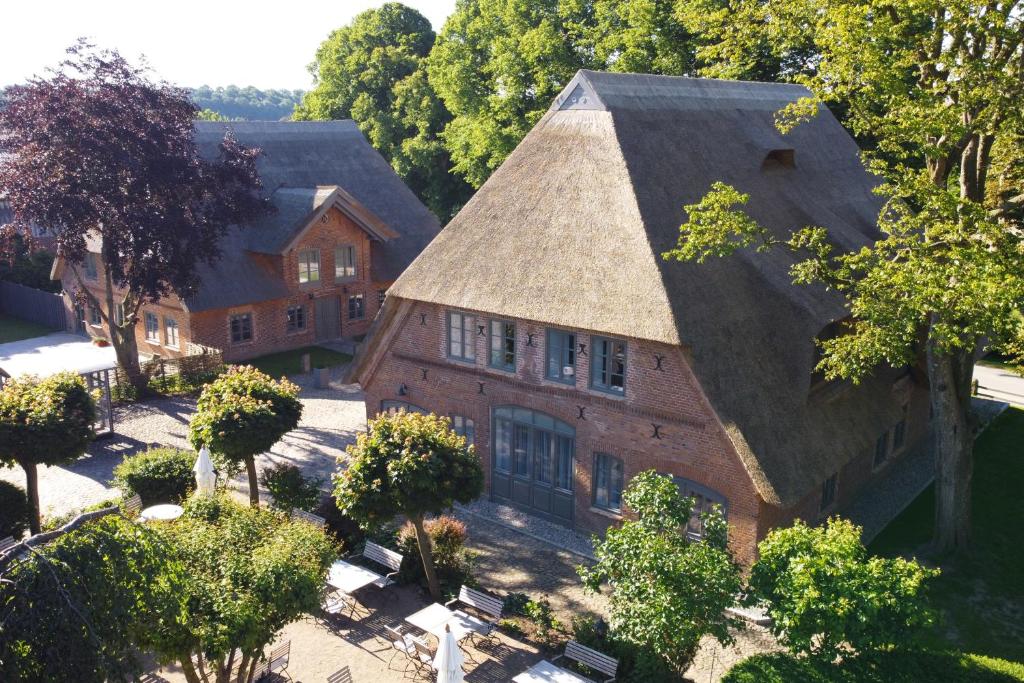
[230,340,255,347]
[589,506,623,520]
[589,387,627,400]
[165,345,180,351]
[447,356,477,365]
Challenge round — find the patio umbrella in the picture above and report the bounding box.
[432,624,464,683]
[193,445,216,496]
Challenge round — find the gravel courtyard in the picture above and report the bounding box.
[1,375,775,681]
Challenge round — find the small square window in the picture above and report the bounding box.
[287,305,306,332]
[593,453,624,512]
[451,414,475,446]
[348,293,365,320]
[592,337,626,394]
[820,473,838,513]
[447,311,476,362]
[298,249,320,284]
[488,320,516,371]
[230,313,253,344]
[335,245,356,280]
[144,312,159,342]
[164,317,179,348]
[546,329,576,384]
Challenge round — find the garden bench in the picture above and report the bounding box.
[445,585,503,640]
[552,640,618,683]
[354,540,403,589]
[122,494,142,516]
[0,536,18,554]
[291,508,326,528]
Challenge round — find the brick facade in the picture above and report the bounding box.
[60,207,391,362]
[362,301,930,566]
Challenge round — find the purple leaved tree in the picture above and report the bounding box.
[0,41,269,391]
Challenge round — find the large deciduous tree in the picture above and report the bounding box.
[335,410,484,600]
[0,372,96,534]
[663,0,1024,554]
[0,43,269,392]
[295,3,472,220]
[579,470,741,674]
[188,366,302,507]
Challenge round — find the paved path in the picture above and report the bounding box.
[975,362,1024,407]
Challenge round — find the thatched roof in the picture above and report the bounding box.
[185,121,439,312]
[385,70,910,507]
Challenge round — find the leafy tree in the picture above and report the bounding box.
[0,372,96,534]
[196,107,231,121]
[0,42,269,392]
[0,481,32,539]
[0,233,58,292]
[335,410,484,600]
[748,518,938,662]
[148,494,335,683]
[0,514,184,683]
[579,470,742,674]
[662,0,1024,552]
[260,462,323,512]
[188,366,302,507]
[295,3,472,220]
[190,85,304,121]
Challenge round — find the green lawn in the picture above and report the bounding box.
[723,650,1024,682]
[869,407,1024,664]
[0,313,54,344]
[246,346,352,379]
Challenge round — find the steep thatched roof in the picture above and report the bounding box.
[386,70,910,507]
[185,121,439,312]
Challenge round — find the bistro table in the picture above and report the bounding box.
[513,659,593,683]
[138,504,184,522]
[405,602,479,642]
[326,560,383,594]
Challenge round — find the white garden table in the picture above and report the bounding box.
[513,659,593,683]
[405,603,478,642]
[138,504,184,522]
[326,560,382,594]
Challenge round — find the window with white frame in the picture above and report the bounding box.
[144,312,159,342]
[447,311,475,362]
[335,245,356,280]
[287,305,306,332]
[164,317,179,348]
[89,305,102,326]
[297,249,320,284]
[591,336,626,394]
[230,313,253,344]
[593,453,624,512]
[489,320,516,371]
[348,293,364,320]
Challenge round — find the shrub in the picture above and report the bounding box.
[396,515,475,594]
[313,494,366,551]
[260,463,323,512]
[112,447,196,505]
[748,517,939,662]
[524,597,561,645]
[503,591,530,616]
[0,481,31,539]
[572,615,677,683]
[498,618,525,637]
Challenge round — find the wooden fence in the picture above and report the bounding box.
[0,281,66,331]
[112,349,225,399]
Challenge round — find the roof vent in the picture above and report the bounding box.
[763,148,795,169]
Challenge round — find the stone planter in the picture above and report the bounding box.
[314,367,331,389]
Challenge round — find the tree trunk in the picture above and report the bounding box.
[244,655,258,683]
[234,653,250,683]
[180,654,202,683]
[411,514,441,600]
[22,460,41,535]
[926,332,975,554]
[111,316,146,395]
[245,455,260,507]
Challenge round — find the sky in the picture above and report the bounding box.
[0,0,458,91]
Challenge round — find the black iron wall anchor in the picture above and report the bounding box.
[478,382,486,395]
[477,324,486,336]
[577,343,587,357]
[420,368,428,380]
[526,333,536,347]
[654,354,665,371]
[419,313,427,325]
[577,405,586,419]
[651,424,663,439]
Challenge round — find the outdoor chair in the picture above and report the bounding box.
[291,508,326,529]
[254,641,291,682]
[322,590,352,619]
[445,585,503,642]
[122,494,142,516]
[353,540,403,593]
[385,625,432,675]
[552,640,619,683]
[0,536,18,554]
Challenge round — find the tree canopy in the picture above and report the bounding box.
[335,410,483,599]
[579,470,741,674]
[190,85,304,121]
[0,372,96,533]
[295,3,472,220]
[0,42,269,391]
[663,0,1024,552]
[189,366,302,506]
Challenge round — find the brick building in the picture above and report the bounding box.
[351,71,930,565]
[52,121,440,361]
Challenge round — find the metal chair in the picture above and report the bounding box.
[385,625,432,675]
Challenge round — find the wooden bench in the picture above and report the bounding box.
[553,640,618,683]
[291,508,326,529]
[357,541,403,589]
[0,536,18,554]
[445,585,503,640]
[121,494,142,516]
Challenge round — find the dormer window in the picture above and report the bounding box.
[763,148,795,169]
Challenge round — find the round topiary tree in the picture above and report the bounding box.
[112,447,197,505]
[0,480,32,539]
[188,366,302,506]
[0,372,96,534]
[335,410,484,600]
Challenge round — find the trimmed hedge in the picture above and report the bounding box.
[112,447,195,505]
[0,481,31,539]
[260,463,323,512]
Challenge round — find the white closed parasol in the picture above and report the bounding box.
[432,623,465,683]
[193,445,216,496]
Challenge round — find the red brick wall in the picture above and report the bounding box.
[362,301,764,566]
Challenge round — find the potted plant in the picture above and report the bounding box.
[92,337,110,347]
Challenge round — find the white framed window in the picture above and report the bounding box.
[164,317,179,348]
[287,305,306,332]
[348,293,365,320]
[144,312,159,342]
[591,337,626,394]
[298,248,320,284]
[335,245,356,280]
[447,311,475,362]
